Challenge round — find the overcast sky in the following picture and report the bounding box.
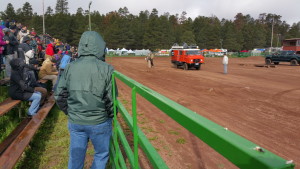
[0,0,299,25]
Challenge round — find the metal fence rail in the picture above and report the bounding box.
[110,71,295,169]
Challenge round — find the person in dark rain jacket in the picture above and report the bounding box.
[55,31,118,169]
[9,58,41,116]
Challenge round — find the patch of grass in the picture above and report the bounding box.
[120,99,129,106]
[168,130,180,135]
[148,136,158,141]
[162,144,173,156]
[217,163,225,168]
[0,86,28,143]
[15,106,67,169]
[176,138,186,144]
[158,120,165,123]
[138,117,148,124]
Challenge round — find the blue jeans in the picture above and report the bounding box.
[68,119,112,169]
[27,92,42,116]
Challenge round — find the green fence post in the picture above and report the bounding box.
[112,74,120,169]
[132,87,139,169]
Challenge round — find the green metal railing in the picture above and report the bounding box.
[110,71,295,169]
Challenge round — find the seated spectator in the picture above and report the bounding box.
[25,59,47,105]
[45,42,55,60]
[59,51,71,71]
[54,50,62,64]
[38,57,58,89]
[18,25,29,43]
[9,58,41,116]
[18,36,34,64]
[53,51,71,90]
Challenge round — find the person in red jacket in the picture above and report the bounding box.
[45,42,55,60]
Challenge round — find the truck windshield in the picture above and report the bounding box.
[186,50,200,55]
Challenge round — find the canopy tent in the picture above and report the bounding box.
[135,49,151,56]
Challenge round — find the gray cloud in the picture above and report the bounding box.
[0,0,299,25]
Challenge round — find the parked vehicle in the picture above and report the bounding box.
[170,43,205,70]
[265,50,300,65]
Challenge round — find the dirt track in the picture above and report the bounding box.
[109,56,300,169]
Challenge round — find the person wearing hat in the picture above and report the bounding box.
[3,27,18,78]
[18,35,34,64]
[9,25,19,59]
[24,59,47,105]
[54,31,118,169]
[9,58,42,117]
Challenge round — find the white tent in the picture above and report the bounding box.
[135,49,151,56]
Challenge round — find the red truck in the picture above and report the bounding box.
[170,44,205,70]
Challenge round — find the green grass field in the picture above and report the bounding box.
[15,106,97,169]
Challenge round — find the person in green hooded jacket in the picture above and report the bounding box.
[54,31,117,169]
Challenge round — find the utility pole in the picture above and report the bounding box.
[220,39,223,49]
[89,1,92,31]
[270,16,274,51]
[42,0,45,35]
[277,34,281,47]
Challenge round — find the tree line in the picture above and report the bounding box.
[1,0,300,51]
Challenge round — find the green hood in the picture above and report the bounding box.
[78,31,106,61]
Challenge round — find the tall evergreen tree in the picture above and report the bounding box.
[286,22,300,38]
[45,6,54,16]
[22,2,33,16]
[55,0,69,14]
[3,3,16,19]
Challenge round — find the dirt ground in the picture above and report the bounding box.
[109,56,300,169]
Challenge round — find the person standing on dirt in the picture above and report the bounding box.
[146,51,154,68]
[54,31,118,169]
[222,54,228,74]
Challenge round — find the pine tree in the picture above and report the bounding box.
[22,2,33,16]
[181,31,196,45]
[3,3,16,19]
[45,6,54,16]
[20,2,33,25]
[55,0,69,14]
[286,22,300,38]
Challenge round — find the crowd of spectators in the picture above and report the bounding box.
[1,18,77,116]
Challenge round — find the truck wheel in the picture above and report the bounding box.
[290,59,298,66]
[265,59,272,65]
[183,63,189,70]
[273,62,279,65]
[195,64,201,70]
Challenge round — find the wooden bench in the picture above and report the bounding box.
[0,94,55,169]
[0,118,31,155]
[0,98,21,116]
